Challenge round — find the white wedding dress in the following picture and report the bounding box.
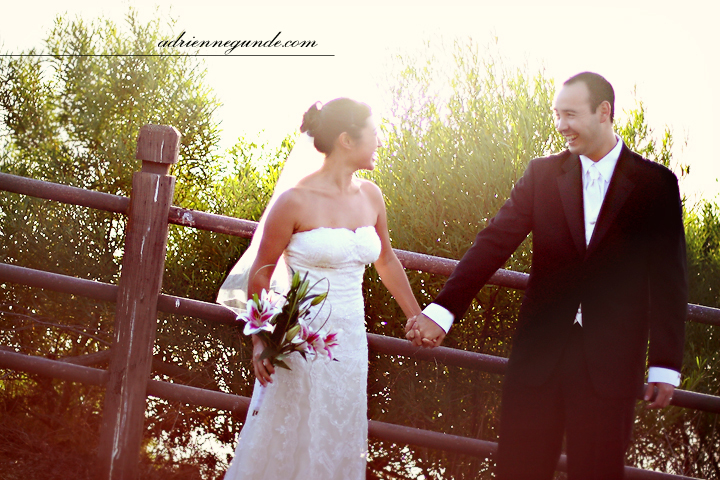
[223,225,381,480]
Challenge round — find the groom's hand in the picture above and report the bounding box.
[644,382,675,409]
[406,313,445,348]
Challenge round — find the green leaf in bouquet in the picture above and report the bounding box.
[270,312,291,345]
[259,347,279,362]
[274,359,291,370]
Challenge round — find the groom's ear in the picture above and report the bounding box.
[598,100,612,124]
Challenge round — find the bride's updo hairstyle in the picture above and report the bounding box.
[300,98,372,155]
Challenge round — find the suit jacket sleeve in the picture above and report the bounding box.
[434,159,536,320]
[647,173,687,373]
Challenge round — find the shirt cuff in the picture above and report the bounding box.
[422,303,455,333]
[648,367,681,387]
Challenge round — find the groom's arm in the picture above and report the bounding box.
[409,159,539,346]
[644,170,688,408]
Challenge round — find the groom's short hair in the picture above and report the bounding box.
[564,72,615,122]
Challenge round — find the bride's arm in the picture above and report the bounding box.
[246,192,298,385]
[367,183,422,321]
[247,191,298,297]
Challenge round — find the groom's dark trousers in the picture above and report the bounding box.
[433,146,687,479]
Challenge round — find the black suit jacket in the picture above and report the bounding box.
[434,146,688,398]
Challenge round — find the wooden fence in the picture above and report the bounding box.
[1,125,719,480]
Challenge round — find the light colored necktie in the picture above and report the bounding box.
[576,164,604,326]
[584,164,604,245]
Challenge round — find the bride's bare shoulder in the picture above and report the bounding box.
[356,178,383,200]
[270,184,324,218]
[273,186,311,207]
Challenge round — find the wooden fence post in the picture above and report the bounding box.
[97,125,181,480]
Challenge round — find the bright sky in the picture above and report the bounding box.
[2,0,718,204]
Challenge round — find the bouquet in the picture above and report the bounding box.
[236,269,339,415]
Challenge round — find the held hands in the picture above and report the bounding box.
[405,313,446,348]
[252,335,275,386]
[644,382,675,409]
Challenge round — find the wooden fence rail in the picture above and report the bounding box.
[2,261,719,416]
[0,349,700,480]
[0,125,716,479]
[2,171,720,327]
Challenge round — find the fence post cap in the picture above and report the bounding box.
[135,125,181,165]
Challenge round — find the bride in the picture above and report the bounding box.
[218,98,422,479]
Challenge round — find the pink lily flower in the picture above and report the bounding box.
[305,328,325,355]
[239,289,281,336]
[292,320,324,355]
[321,331,340,360]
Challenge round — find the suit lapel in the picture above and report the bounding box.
[557,153,586,257]
[585,146,636,258]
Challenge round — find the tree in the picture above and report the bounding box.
[0,9,240,479]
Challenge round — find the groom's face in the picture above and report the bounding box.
[553,82,608,161]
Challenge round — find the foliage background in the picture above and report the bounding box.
[0,14,718,480]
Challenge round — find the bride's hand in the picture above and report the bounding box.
[405,316,418,339]
[252,335,275,386]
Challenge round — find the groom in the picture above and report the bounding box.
[408,72,687,479]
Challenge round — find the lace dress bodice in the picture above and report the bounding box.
[284,226,381,360]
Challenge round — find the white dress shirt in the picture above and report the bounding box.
[423,135,680,387]
[574,136,623,325]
